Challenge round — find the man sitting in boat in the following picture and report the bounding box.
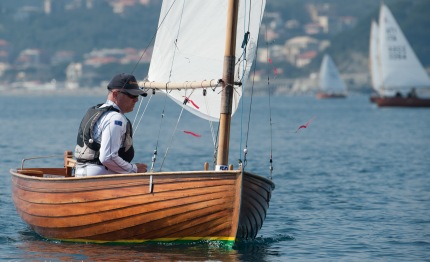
[74,73,148,176]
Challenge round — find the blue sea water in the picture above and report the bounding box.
[0,93,429,261]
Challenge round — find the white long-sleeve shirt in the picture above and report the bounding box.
[75,100,137,177]
[93,100,137,174]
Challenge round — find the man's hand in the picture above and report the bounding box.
[135,163,148,173]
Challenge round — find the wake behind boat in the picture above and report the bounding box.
[10,0,275,247]
[369,4,430,107]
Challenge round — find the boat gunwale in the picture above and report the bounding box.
[10,168,243,181]
[10,168,274,190]
[242,171,275,190]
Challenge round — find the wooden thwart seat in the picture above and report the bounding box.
[64,150,76,177]
[16,151,76,178]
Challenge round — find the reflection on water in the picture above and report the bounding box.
[235,235,294,261]
[14,229,293,261]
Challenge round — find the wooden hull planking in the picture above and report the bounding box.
[237,172,274,239]
[11,167,274,245]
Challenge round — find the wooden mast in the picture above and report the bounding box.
[216,0,239,170]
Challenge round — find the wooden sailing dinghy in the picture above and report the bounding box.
[10,0,275,247]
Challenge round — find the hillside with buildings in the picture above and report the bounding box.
[0,0,429,94]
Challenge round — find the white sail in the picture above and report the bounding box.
[369,20,382,93]
[378,4,430,94]
[147,0,266,121]
[319,54,347,95]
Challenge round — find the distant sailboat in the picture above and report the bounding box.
[316,54,347,99]
[371,4,430,107]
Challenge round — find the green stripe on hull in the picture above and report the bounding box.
[48,237,236,249]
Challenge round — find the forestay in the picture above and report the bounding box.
[147,0,266,121]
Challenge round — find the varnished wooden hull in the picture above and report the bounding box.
[237,172,274,239]
[374,97,430,107]
[10,168,274,245]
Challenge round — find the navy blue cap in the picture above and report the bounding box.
[107,73,146,96]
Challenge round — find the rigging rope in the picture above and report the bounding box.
[265,25,274,180]
[238,0,254,165]
[159,107,185,171]
[132,97,144,127]
[127,0,178,77]
[132,93,153,133]
[241,0,267,172]
[150,92,169,172]
[129,0,274,176]
[156,0,186,171]
[147,0,185,171]
[202,87,218,147]
[121,0,179,172]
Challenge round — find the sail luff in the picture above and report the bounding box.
[216,0,240,170]
[369,20,382,93]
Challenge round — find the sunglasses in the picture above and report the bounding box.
[119,91,139,99]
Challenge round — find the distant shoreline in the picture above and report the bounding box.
[0,87,107,96]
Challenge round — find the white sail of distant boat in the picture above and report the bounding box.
[147,0,262,121]
[369,20,382,93]
[317,54,347,98]
[378,4,430,96]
